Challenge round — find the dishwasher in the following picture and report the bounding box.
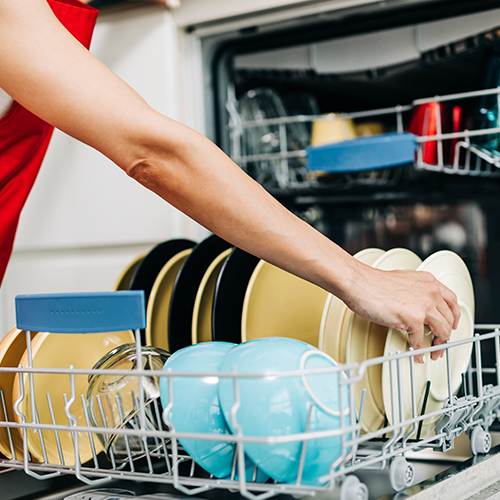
[3,1,500,499]
[0,290,499,500]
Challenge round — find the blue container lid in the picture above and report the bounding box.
[306,132,417,173]
[15,291,145,333]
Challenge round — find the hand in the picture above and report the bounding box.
[342,263,461,363]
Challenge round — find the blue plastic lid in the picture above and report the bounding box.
[15,291,146,333]
[306,132,417,173]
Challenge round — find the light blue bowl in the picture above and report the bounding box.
[218,337,350,485]
[159,342,266,481]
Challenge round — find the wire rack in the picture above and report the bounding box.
[227,87,500,191]
[1,292,500,500]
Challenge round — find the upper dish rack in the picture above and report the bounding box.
[227,87,500,191]
[1,292,500,500]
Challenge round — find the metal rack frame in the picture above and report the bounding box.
[1,293,499,500]
[228,87,500,190]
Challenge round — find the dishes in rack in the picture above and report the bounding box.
[320,246,475,438]
[87,343,170,463]
[12,329,134,465]
[191,248,232,345]
[145,248,192,351]
[345,248,422,433]
[382,250,475,438]
[319,248,385,364]
[0,328,38,460]
[241,260,329,347]
[168,235,233,353]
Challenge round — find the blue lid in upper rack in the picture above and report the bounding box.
[15,291,146,333]
[306,132,417,173]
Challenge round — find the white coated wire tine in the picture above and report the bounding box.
[296,401,313,486]
[115,393,135,472]
[495,331,500,387]
[134,328,146,433]
[396,105,403,133]
[446,342,453,401]
[96,394,117,470]
[279,123,289,187]
[475,334,484,398]
[230,445,238,480]
[134,396,153,474]
[25,331,38,430]
[351,387,366,467]
[105,394,117,429]
[80,394,99,469]
[46,393,65,466]
[189,458,196,478]
[435,97,444,168]
[152,396,171,474]
[0,389,16,460]
[395,357,406,446]
[63,390,80,471]
[165,372,180,489]
[336,366,348,472]
[403,349,417,446]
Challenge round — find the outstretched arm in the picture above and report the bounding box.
[0,0,460,359]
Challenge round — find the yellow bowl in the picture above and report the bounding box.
[310,114,356,146]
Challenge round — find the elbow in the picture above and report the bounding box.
[126,158,165,192]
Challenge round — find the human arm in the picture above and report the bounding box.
[0,0,459,359]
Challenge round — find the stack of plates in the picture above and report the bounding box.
[116,241,474,439]
[319,248,475,437]
[119,236,330,353]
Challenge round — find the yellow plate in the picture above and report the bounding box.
[192,248,232,345]
[146,249,192,350]
[319,248,386,363]
[113,253,147,291]
[382,250,475,438]
[13,329,134,465]
[0,328,39,459]
[347,248,422,433]
[241,261,329,347]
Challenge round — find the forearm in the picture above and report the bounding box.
[125,118,358,298]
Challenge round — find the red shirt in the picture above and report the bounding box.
[0,0,98,286]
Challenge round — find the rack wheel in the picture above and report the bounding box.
[390,457,415,491]
[470,427,491,455]
[340,475,369,500]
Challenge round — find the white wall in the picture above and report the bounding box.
[0,5,209,335]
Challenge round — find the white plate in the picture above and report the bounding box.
[347,248,422,433]
[382,250,475,438]
[319,248,385,364]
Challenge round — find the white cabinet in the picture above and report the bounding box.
[0,5,208,334]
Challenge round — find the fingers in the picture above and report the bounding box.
[405,274,460,362]
[401,272,459,363]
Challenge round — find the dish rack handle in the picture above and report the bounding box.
[15,291,146,333]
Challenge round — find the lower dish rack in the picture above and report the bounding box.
[1,292,499,500]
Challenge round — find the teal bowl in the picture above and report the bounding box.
[218,337,350,485]
[159,342,266,481]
